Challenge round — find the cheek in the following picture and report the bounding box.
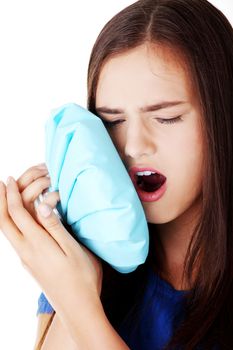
[173,118,203,165]
[172,129,204,195]
[107,129,126,156]
[186,126,204,177]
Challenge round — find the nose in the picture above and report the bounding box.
[124,120,157,159]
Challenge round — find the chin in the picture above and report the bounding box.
[145,212,173,225]
[143,203,178,225]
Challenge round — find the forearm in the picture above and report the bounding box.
[58,293,130,350]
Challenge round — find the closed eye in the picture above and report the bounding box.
[102,116,183,128]
[102,119,125,128]
[156,116,183,124]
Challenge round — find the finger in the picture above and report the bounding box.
[42,191,60,209]
[5,177,68,260]
[36,202,82,254]
[0,180,23,250]
[34,191,61,226]
[21,176,51,205]
[21,176,51,221]
[17,164,49,192]
[6,176,46,239]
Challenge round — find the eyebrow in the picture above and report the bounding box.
[95,101,186,115]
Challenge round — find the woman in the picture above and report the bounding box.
[0,0,232,349]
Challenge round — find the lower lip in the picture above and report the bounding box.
[135,181,167,202]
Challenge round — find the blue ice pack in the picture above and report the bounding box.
[45,103,149,273]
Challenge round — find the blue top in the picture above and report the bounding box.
[37,292,54,315]
[37,266,188,349]
[118,266,188,349]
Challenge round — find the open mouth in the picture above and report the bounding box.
[129,167,167,202]
[136,173,166,192]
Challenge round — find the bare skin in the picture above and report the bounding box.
[0,43,204,349]
[96,43,204,290]
[0,167,129,349]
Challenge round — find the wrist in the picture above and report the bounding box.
[59,293,129,349]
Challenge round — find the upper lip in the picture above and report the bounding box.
[128,165,167,184]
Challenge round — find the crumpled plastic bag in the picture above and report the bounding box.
[45,103,149,273]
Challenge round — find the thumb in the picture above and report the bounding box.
[37,202,53,218]
[36,202,82,254]
[36,202,66,239]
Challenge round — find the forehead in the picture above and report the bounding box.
[96,44,194,107]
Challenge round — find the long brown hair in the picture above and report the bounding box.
[87,0,233,348]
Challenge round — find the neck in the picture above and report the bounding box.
[149,199,201,291]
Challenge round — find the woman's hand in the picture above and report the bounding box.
[0,165,131,349]
[0,164,103,314]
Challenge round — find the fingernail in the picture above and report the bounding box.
[6,176,14,185]
[37,163,47,170]
[38,203,52,218]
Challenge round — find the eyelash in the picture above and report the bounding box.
[103,116,182,127]
[159,116,182,124]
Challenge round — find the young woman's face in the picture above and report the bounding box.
[95,44,204,224]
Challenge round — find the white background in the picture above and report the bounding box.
[0,1,232,349]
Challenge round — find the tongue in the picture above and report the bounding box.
[137,173,166,192]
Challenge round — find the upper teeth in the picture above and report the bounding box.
[136,171,156,176]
